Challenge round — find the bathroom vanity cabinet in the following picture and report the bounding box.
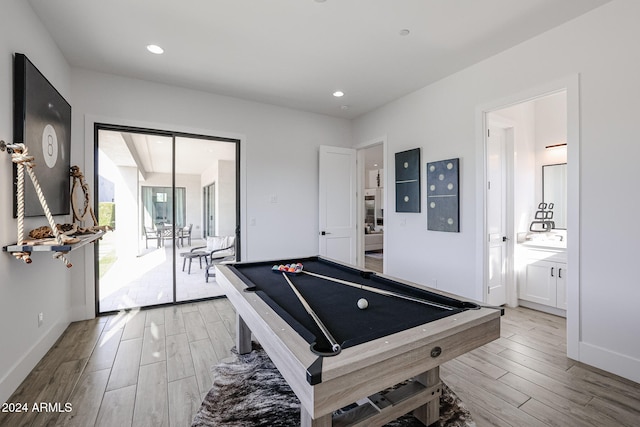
[518,243,567,316]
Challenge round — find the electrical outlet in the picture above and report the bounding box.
[38,312,44,327]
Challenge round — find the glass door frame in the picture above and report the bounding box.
[203,183,215,238]
[94,122,241,315]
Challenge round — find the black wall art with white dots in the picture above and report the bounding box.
[426,158,459,232]
[394,148,421,213]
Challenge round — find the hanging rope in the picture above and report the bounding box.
[70,165,100,226]
[14,146,30,264]
[3,142,72,267]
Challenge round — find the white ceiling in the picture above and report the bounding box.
[98,130,236,176]
[28,0,610,119]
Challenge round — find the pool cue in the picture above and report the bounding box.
[302,270,455,311]
[281,273,341,353]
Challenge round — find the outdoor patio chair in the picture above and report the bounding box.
[179,224,193,247]
[199,235,236,283]
[143,227,162,249]
[160,223,180,247]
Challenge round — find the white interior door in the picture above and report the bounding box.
[486,126,507,306]
[319,145,357,264]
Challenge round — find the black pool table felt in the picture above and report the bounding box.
[229,257,478,355]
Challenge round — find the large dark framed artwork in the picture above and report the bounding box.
[13,53,72,217]
[395,148,421,212]
[426,158,459,232]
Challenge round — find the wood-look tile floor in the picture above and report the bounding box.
[364,252,383,273]
[2,299,639,426]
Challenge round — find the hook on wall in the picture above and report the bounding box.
[1,140,20,154]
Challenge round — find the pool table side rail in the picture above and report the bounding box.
[216,263,501,420]
[216,264,320,411]
[313,312,500,418]
[319,306,500,381]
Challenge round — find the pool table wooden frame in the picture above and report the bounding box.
[216,259,500,427]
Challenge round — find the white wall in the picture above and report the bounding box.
[0,0,74,403]
[69,68,352,320]
[216,160,236,237]
[352,0,640,382]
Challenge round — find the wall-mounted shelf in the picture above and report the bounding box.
[3,231,105,254]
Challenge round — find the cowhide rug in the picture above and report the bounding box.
[192,344,475,427]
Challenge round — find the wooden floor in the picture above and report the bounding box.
[364,252,383,273]
[2,299,639,427]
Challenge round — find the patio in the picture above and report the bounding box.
[98,231,226,313]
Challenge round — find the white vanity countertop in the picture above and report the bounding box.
[521,240,566,250]
[519,231,567,250]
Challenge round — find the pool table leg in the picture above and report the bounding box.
[300,406,331,427]
[236,314,252,354]
[412,366,441,426]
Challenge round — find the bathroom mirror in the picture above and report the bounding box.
[542,163,567,229]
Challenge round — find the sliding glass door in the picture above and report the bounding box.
[95,125,239,314]
[174,136,238,302]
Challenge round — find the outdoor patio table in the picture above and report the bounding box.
[180,251,209,274]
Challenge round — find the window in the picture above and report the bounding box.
[142,186,186,229]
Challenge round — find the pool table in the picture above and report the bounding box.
[216,256,500,426]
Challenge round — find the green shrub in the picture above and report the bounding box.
[98,202,116,229]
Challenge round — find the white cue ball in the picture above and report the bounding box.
[357,298,368,309]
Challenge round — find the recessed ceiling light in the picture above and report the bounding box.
[399,29,411,36]
[146,44,164,54]
[333,91,344,97]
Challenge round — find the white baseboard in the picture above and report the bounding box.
[518,299,567,318]
[0,320,69,403]
[517,300,639,384]
[579,341,640,384]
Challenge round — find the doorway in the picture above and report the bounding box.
[361,144,384,273]
[95,124,240,314]
[485,91,568,313]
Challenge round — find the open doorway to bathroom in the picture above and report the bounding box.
[486,90,568,314]
[95,124,240,314]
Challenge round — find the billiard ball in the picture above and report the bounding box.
[357,298,368,309]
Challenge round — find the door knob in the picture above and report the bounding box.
[320,231,332,236]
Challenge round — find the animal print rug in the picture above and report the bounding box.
[192,344,475,426]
